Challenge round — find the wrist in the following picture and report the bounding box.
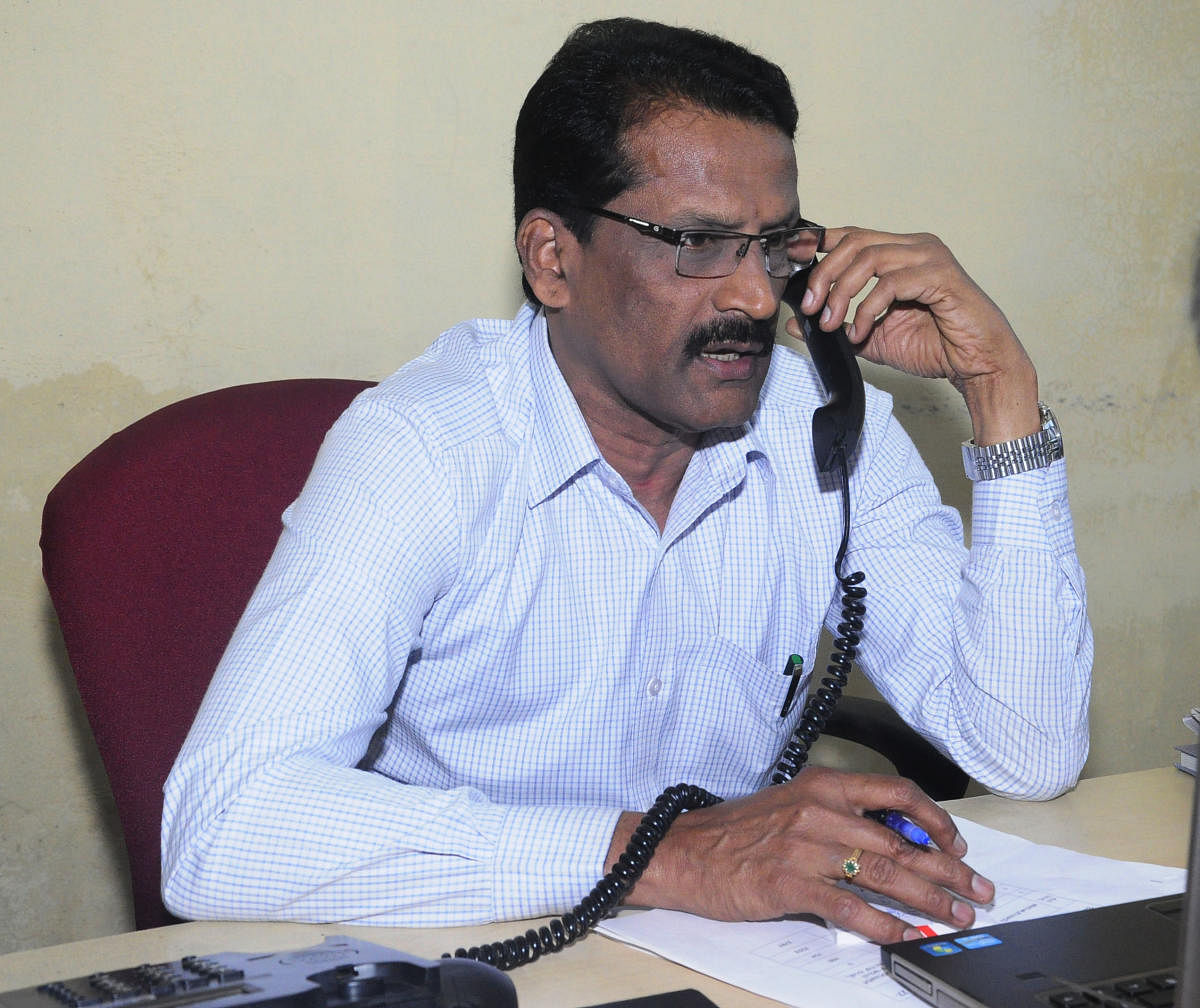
[608,809,682,910]
[608,802,711,913]
[956,360,1040,446]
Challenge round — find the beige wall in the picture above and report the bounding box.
[2,1,1197,954]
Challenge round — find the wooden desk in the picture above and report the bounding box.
[0,768,1192,1005]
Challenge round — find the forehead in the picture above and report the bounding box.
[619,104,799,225]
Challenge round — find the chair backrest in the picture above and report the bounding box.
[40,378,373,930]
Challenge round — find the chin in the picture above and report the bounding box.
[708,382,768,430]
[683,397,762,436]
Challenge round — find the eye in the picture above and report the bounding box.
[765,231,792,251]
[678,231,723,252]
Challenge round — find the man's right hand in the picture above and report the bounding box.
[609,766,995,943]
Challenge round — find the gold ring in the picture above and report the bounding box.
[842,848,864,881]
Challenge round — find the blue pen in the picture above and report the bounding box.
[866,809,932,848]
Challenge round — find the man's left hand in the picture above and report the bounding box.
[785,226,1040,445]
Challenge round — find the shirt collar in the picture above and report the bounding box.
[527,314,605,507]
[525,310,771,509]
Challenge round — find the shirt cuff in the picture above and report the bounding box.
[969,457,1075,556]
[489,802,625,921]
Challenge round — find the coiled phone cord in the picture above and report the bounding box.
[448,460,865,971]
[770,460,864,784]
[447,782,724,969]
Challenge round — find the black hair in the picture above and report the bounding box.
[513,18,799,304]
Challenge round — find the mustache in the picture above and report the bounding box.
[683,316,777,359]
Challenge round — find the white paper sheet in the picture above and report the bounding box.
[596,816,1187,1007]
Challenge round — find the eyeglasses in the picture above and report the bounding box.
[582,205,824,279]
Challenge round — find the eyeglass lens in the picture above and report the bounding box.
[676,228,821,279]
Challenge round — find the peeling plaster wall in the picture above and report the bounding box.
[2,1,1197,953]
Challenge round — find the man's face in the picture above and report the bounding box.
[548,104,800,445]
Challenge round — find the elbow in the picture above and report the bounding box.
[990,765,1082,802]
[160,868,197,923]
[160,791,238,923]
[974,724,1089,801]
[160,819,209,922]
[161,833,267,923]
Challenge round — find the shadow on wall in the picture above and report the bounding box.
[1192,231,1200,354]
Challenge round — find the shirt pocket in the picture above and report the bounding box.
[660,636,804,794]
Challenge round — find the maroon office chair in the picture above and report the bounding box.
[40,376,966,931]
[40,378,374,930]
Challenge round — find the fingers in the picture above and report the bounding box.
[806,881,927,944]
[806,864,974,950]
[804,227,952,339]
[810,768,964,857]
[833,835,994,936]
[867,777,967,857]
[816,776,994,940]
[792,225,1026,400]
[742,815,991,945]
[790,772,995,941]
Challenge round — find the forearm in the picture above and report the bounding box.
[162,744,622,925]
[857,457,1092,799]
[604,804,730,918]
[944,461,1091,796]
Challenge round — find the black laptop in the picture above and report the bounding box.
[881,770,1198,1007]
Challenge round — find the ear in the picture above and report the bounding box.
[516,209,572,308]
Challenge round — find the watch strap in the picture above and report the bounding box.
[961,402,1063,481]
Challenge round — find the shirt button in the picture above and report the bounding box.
[646,677,662,697]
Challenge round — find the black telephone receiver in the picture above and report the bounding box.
[782,266,866,473]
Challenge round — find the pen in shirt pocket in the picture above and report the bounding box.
[778,653,804,718]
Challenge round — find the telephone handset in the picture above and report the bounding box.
[782,265,866,473]
[450,265,871,973]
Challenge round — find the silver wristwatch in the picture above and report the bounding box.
[961,402,1063,481]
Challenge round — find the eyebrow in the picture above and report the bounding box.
[677,207,803,234]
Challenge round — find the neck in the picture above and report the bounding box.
[589,418,697,532]
[542,316,702,532]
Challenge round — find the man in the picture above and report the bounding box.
[162,19,1090,945]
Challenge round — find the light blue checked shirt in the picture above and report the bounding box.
[161,304,1091,927]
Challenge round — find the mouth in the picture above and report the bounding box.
[684,316,777,365]
[692,341,772,385]
[699,345,767,362]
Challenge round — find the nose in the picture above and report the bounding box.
[713,240,782,320]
